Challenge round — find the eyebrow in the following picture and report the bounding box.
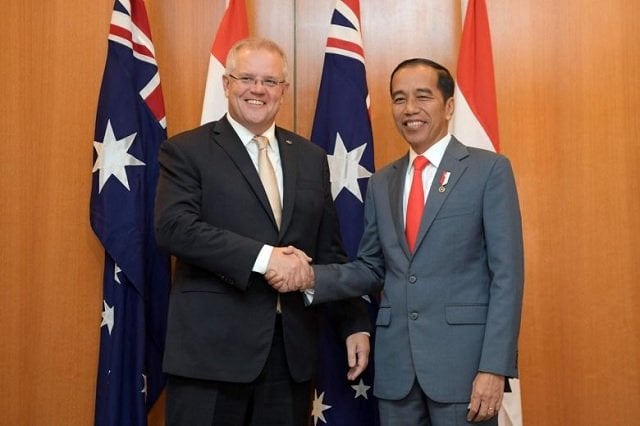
[415,88,435,95]
[391,87,434,97]
[236,73,282,80]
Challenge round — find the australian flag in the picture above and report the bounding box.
[90,1,170,425]
[310,1,378,424]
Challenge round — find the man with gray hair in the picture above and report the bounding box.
[155,37,371,425]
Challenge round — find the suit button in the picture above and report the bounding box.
[409,312,419,320]
[408,275,417,284]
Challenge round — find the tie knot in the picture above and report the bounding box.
[413,156,429,172]
[253,135,269,150]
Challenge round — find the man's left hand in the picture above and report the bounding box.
[345,333,370,381]
[466,372,505,422]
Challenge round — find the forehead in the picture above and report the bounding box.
[391,64,439,92]
[233,48,284,74]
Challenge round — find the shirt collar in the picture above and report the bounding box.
[408,134,451,170]
[226,114,277,149]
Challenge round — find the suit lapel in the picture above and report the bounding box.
[276,129,297,237]
[388,155,412,258]
[414,137,469,252]
[211,119,279,230]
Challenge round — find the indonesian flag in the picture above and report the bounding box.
[200,0,248,124]
[450,1,523,425]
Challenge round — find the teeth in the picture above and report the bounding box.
[406,121,423,128]
[247,99,264,105]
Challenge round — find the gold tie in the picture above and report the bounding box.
[253,136,282,229]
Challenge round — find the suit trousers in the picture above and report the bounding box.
[166,316,311,426]
[378,379,498,426]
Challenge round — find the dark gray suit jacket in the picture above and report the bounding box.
[313,137,524,402]
[155,116,370,383]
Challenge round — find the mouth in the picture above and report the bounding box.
[404,120,426,129]
[246,99,265,106]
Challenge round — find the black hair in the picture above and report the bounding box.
[389,58,455,100]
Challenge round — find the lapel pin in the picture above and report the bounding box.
[285,139,293,145]
[438,171,451,193]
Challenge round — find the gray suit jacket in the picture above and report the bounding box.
[313,137,524,403]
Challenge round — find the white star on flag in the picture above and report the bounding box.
[327,132,372,202]
[100,300,114,335]
[351,378,371,399]
[92,119,145,193]
[311,389,331,425]
[141,374,148,401]
[114,263,122,284]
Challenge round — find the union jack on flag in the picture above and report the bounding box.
[311,1,378,424]
[90,1,170,425]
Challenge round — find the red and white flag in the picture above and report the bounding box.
[200,0,248,124]
[451,1,523,425]
[451,0,499,152]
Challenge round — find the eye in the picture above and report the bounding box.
[263,79,279,88]
[239,76,254,84]
[393,97,406,104]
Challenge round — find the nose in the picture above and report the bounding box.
[249,80,268,92]
[404,97,420,114]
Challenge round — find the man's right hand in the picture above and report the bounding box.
[265,246,313,292]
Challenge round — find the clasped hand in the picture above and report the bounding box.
[265,246,314,292]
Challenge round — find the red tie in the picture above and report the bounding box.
[406,156,429,252]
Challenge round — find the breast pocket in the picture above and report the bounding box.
[293,179,324,222]
[434,208,476,221]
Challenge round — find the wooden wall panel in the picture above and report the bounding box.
[0,0,111,423]
[490,1,640,424]
[1,0,639,424]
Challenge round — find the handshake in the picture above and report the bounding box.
[264,246,315,292]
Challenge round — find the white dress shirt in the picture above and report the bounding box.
[403,135,451,228]
[226,114,281,274]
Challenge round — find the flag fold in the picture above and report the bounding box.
[310,1,378,424]
[201,0,249,124]
[451,2,523,425]
[91,1,170,424]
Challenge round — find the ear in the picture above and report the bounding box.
[280,81,290,100]
[445,96,455,120]
[222,75,230,97]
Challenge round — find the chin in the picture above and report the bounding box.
[405,135,426,147]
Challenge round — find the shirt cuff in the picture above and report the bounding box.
[303,288,315,305]
[252,245,273,274]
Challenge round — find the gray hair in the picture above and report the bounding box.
[225,37,289,82]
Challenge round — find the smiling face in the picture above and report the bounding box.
[223,46,289,136]
[390,64,454,154]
